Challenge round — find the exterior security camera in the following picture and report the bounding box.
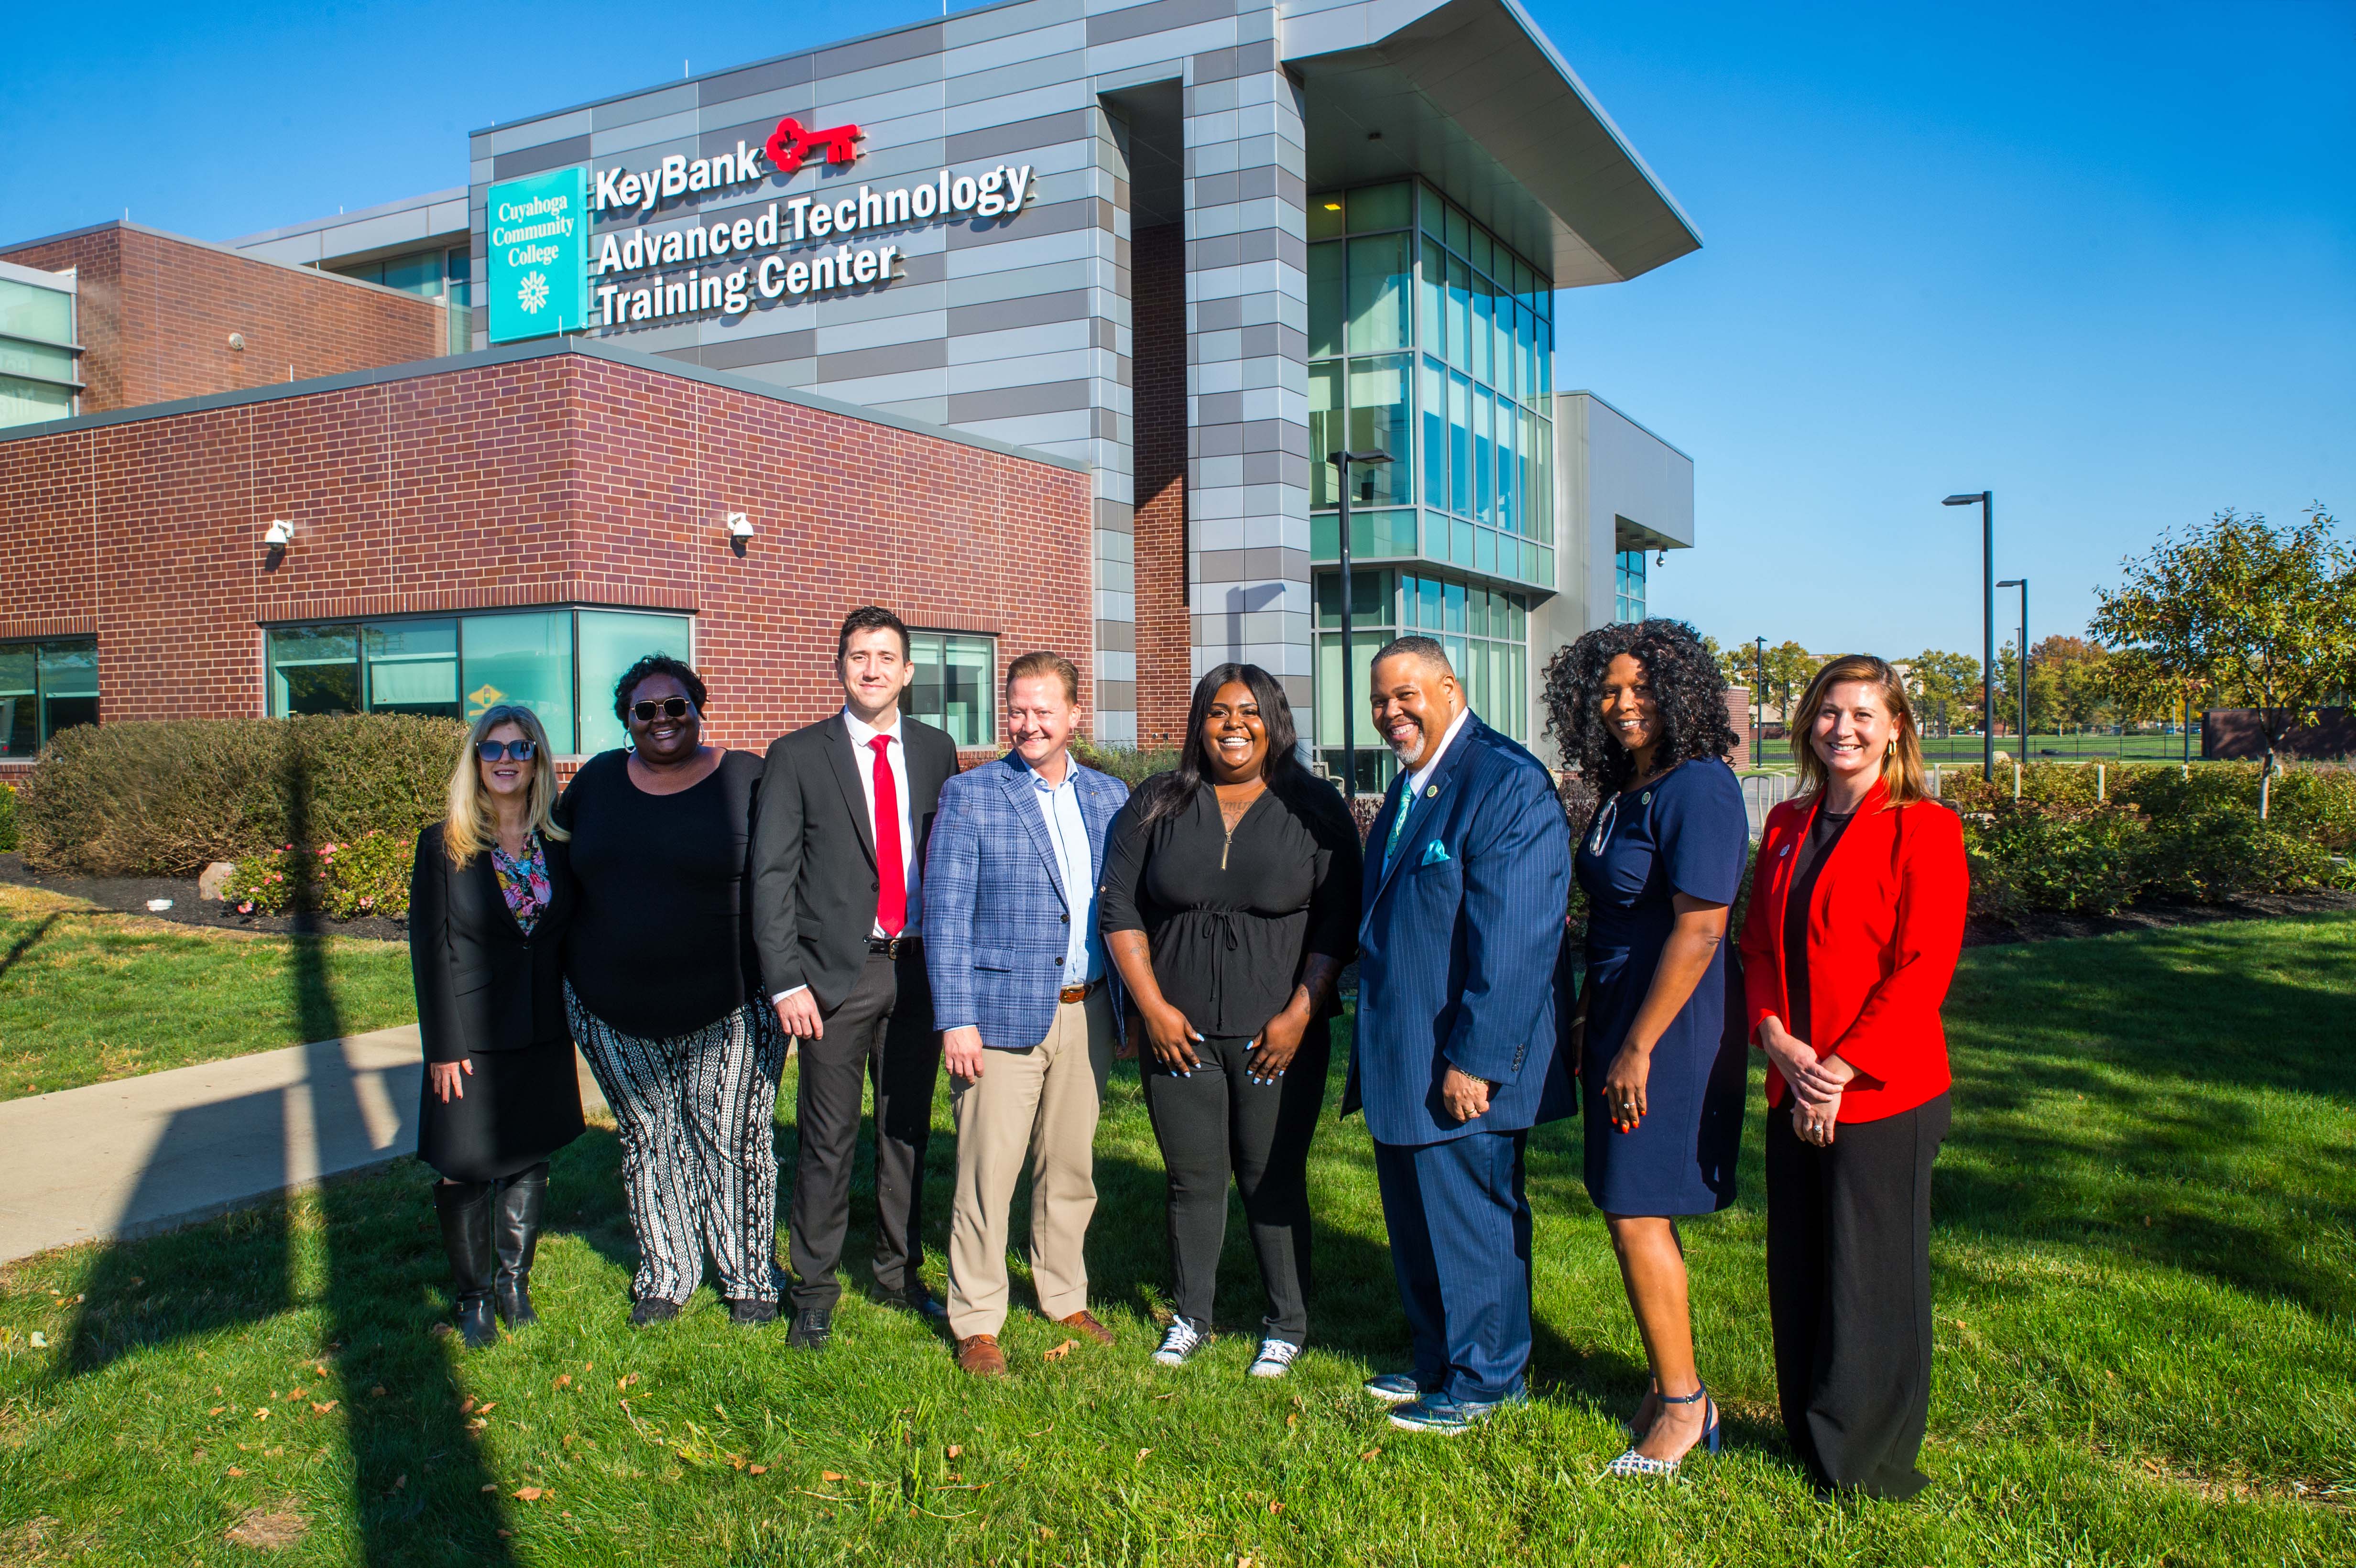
[262,520,294,546]
[228,333,245,351]
[725,513,754,539]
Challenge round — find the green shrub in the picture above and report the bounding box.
[0,781,15,854]
[221,828,418,920]
[1069,739,1184,789]
[2140,807,2345,903]
[1962,803,2149,919]
[22,715,464,876]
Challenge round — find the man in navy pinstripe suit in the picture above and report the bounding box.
[1342,636,1574,1434]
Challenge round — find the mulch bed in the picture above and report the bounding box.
[1961,889,2356,947]
[0,853,413,943]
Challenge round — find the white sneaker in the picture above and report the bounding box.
[1151,1318,1206,1366]
[1247,1339,1301,1379]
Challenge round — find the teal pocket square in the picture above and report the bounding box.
[1419,839,1451,866]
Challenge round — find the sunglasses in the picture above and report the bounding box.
[477,740,538,762]
[630,697,698,723]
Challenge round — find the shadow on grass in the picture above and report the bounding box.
[0,910,61,983]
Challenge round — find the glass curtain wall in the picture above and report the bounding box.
[1308,179,1553,788]
[1615,550,1648,623]
[329,247,474,355]
[905,632,997,746]
[267,607,690,753]
[0,273,80,428]
[0,639,98,755]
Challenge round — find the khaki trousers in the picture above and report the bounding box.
[945,990,1114,1340]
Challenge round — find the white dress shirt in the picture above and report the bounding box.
[774,708,922,1004]
[1025,754,1101,984]
[1403,706,1470,804]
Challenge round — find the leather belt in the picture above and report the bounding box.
[869,935,920,959]
[1058,979,1102,1005]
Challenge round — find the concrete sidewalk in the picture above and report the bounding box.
[0,1028,607,1264]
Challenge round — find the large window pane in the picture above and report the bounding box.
[578,610,692,753]
[0,279,73,343]
[0,338,77,386]
[1345,355,1412,505]
[1419,183,1447,241]
[1313,507,1416,561]
[365,621,459,718]
[1346,182,1410,233]
[1419,357,1447,511]
[1345,233,1409,355]
[1495,403,1518,536]
[38,641,98,738]
[1446,256,1471,375]
[0,375,73,427]
[1538,317,1553,399]
[1445,204,1470,257]
[1307,241,1345,360]
[1309,361,1342,510]
[379,250,445,297]
[1418,237,1447,358]
[1492,288,1515,401]
[1473,386,1494,525]
[908,632,995,747]
[463,611,574,749]
[0,648,33,757]
[1470,269,1493,387]
[1308,193,1346,242]
[1448,371,1472,517]
[270,625,360,716]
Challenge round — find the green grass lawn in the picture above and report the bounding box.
[1917,732,2202,765]
[0,884,417,1100]
[2,916,2351,1564]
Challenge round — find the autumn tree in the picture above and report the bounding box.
[2089,506,2356,793]
[1904,650,1983,735]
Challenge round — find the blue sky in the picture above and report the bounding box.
[4,0,2348,659]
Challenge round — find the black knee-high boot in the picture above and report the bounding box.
[493,1163,550,1329]
[435,1180,499,1348]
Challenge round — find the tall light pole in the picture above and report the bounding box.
[1330,447,1393,796]
[1944,491,1995,776]
[1998,577,2029,749]
[1753,635,1766,768]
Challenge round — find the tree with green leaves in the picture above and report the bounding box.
[1903,650,1982,736]
[2089,506,2356,800]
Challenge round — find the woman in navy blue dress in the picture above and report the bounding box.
[1545,619,1748,1477]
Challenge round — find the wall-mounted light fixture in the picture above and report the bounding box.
[262,520,294,546]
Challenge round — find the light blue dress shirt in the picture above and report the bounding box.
[1027,757,1101,984]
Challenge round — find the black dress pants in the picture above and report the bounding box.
[1139,1031,1329,1343]
[786,949,943,1311]
[1766,1091,1950,1500]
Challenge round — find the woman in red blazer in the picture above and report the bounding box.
[1737,653,1966,1500]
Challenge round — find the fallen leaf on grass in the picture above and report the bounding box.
[209,1406,226,1416]
[1359,1448,1382,1461]
[27,1332,45,1349]
[390,1475,406,1492]
[945,1445,962,1459]
[253,1409,270,1422]
[480,1484,499,1494]
[822,1471,846,1483]
[460,1396,476,1413]
[309,1401,338,1416]
[224,1503,307,1550]
[749,1465,768,1475]
[370,1386,386,1398]
[1043,1339,1077,1362]
[225,1467,246,1477]
[555,1374,572,1389]
[476,1402,498,1415]
[1268,1501,1285,1514]
[514,1487,545,1502]
[1135,1448,1152,1463]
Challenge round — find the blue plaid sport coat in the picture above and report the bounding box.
[923,751,1129,1050]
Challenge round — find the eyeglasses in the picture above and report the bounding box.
[477,740,538,762]
[629,697,698,723]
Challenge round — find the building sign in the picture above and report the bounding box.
[486,168,589,344]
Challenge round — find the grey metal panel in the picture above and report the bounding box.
[944,256,1098,306]
[492,136,591,180]
[593,84,698,131]
[947,197,1108,250]
[944,288,1094,335]
[699,55,816,106]
[945,109,1094,163]
[946,379,1092,421]
[592,110,702,157]
[692,329,819,369]
[490,113,589,155]
[944,48,1089,107]
[946,0,1082,46]
[941,20,1089,76]
[817,337,950,381]
[807,52,947,109]
[868,395,951,424]
[1087,0,1237,46]
[814,21,945,79]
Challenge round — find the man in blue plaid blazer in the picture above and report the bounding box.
[925,652,1129,1376]
[1344,636,1573,1435]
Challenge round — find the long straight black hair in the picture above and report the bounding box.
[1134,663,1306,829]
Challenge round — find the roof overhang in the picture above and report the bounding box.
[1286,0,1701,287]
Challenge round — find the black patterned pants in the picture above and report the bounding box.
[567,985,786,1306]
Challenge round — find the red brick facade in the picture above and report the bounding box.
[0,348,1096,753]
[0,223,446,415]
[1130,222,1191,747]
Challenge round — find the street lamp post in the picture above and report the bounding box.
[1943,491,1996,776]
[1998,577,2029,753]
[1753,635,1766,768]
[1329,448,1394,798]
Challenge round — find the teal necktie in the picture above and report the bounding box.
[1382,788,1412,872]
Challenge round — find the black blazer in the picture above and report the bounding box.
[751,712,958,1012]
[408,822,573,1065]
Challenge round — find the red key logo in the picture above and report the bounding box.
[764,117,865,176]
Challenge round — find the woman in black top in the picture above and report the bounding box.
[411,703,585,1348]
[559,655,778,1326]
[1101,664,1362,1376]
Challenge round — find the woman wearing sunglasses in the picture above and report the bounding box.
[558,655,779,1326]
[410,704,584,1348]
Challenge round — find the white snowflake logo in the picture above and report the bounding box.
[517,271,550,315]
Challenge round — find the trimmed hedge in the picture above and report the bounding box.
[21,715,465,877]
[222,828,417,919]
[0,781,15,854]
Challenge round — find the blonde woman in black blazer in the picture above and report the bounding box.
[410,704,584,1348]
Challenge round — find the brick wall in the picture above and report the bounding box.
[0,224,446,415]
[0,349,1094,752]
[1130,222,1190,749]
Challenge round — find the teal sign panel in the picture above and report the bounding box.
[486,169,589,343]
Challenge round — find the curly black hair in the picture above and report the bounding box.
[1542,618,1739,794]
[613,653,708,721]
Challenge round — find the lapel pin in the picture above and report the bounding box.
[1425,785,1438,798]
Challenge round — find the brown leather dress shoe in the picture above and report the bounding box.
[955,1334,1008,1377]
[1057,1309,1115,1347]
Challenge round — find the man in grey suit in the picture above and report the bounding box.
[753,606,960,1349]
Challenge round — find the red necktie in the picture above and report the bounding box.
[869,734,905,936]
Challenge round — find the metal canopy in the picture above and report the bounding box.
[1288,0,1702,287]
